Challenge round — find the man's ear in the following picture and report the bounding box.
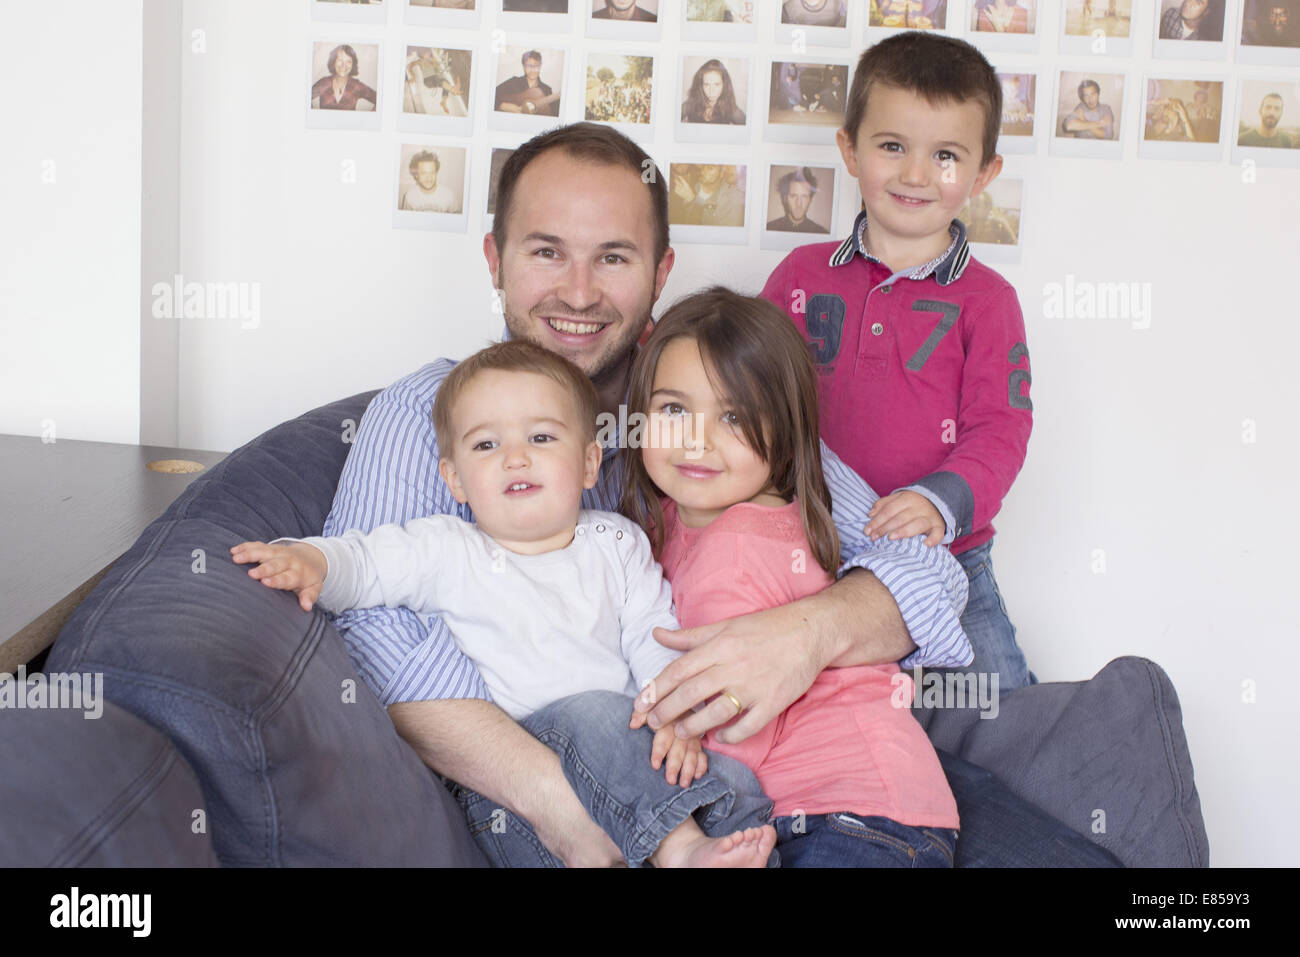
[582,440,602,490]
[652,245,675,304]
[482,231,501,287]
[438,457,470,504]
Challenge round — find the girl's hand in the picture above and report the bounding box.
[649,724,708,787]
[230,541,327,612]
[865,490,946,546]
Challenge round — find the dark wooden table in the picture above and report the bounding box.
[0,435,229,672]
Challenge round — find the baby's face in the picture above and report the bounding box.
[439,369,601,553]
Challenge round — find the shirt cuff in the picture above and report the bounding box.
[904,471,974,543]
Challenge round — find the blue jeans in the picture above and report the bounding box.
[445,690,776,867]
[773,813,957,868]
[931,538,1037,693]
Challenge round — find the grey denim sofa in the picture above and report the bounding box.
[6,391,1209,867]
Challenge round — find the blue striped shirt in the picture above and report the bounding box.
[323,357,973,706]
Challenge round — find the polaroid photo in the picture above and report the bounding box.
[676,55,753,145]
[759,164,838,252]
[1059,0,1135,57]
[1230,79,1300,167]
[866,0,949,35]
[586,0,662,39]
[1236,0,1300,65]
[668,160,750,245]
[311,0,388,24]
[1138,76,1227,160]
[405,0,482,29]
[394,142,470,231]
[498,0,575,33]
[966,1,1042,54]
[1050,69,1127,159]
[584,51,656,138]
[997,71,1040,153]
[1152,0,1234,59]
[681,0,758,41]
[765,60,850,145]
[490,45,568,132]
[398,45,474,136]
[307,40,382,131]
[775,1,853,49]
[481,143,519,232]
[958,175,1025,264]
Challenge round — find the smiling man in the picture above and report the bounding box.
[321,121,1118,868]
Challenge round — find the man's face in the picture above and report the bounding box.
[524,57,541,82]
[607,0,638,12]
[1270,5,1288,31]
[484,150,673,390]
[334,50,353,77]
[837,83,1000,252]
[1260,95,1284,128]
[1081,85,1101,110]
[641,338,776,529]
[1181,0,1208,20]
[438,370,600,550]
[782,180,813,222]
[701,70,723,105]
[415,160,439,191]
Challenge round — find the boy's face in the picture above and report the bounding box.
[837,83,1001,253]
[439,369,601,552]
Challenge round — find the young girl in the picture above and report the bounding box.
[621,287,961,867]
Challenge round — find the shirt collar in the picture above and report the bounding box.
[828,207,971,286]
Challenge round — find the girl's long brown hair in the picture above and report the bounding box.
[619,286,840,575]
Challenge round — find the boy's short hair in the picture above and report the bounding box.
[843,31,1002,168]
[433,340,599,456]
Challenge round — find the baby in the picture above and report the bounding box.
[231,339,776,868]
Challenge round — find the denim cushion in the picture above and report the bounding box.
[47,392,487,867]
[917,656,1208,867]
[0,688,217,866]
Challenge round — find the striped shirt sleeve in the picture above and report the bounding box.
[821,440,973,669]
[321,361,494,706]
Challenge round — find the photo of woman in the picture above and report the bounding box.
[681,58,747,124]
[310,43,379,110]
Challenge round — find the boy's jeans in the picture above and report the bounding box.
[932,537,1037,693]
[772,814,957,868]
[445,690,776,867]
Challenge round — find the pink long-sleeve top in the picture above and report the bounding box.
[657,496,960,827]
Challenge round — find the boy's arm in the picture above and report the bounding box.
[902,285,1033,545]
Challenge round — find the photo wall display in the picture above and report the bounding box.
[305,0,1300,237]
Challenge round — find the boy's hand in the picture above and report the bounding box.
[649,724,708,787]
[230,541,327,612]
[865,490,946,547]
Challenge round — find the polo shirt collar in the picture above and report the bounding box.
[828,208,971,285]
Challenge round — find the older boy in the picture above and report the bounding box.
[761,31,1036,690]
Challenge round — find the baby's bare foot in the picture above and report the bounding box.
[659,825,776,868]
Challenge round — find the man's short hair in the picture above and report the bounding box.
[522,50,542,66]
[842,31,1002,168]
[433,340,599,456]
[409,150,440,176]
[491,122,670,266]
[777,167,818,197]
[1078,79,1101,99]
[1262,91,1284,105]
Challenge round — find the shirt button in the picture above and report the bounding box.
[881,284,892,294]
[871,322,884,335]
[576,527,585,535]
[596,524,605,533]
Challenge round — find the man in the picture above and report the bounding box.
[593,0,658,20]
[1238,92,1295,147]
[1245,2,1300,44]
[400,150,458,212]
[1063,79,1115,139]
[495,50,560,116]
[324,121,1119,868]
[670,164,745,227]
[766,168,827,233]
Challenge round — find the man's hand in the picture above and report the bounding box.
[629,602,828,744]
[649,724,708,787]
[865,490,945,546]
[230,541,327,611]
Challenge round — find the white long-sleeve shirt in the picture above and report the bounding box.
[282,509,681,720]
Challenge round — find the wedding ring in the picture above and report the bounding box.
[721,690,743,714]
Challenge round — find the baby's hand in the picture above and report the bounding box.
[865,490,946,547]
[230,541,327,612]
[650,724,708,787]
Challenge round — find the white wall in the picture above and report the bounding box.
[0,0,143,444]
[11,0,1295,864]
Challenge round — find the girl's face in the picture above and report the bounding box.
[641,337,787,529]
